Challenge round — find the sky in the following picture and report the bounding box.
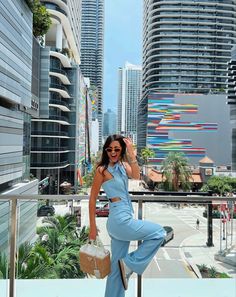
[103,0,142,113]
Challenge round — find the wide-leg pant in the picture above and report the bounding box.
[104,201,165,297]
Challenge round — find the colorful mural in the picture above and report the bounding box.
[147,93,218,164]
[89,86,98,120]
[77,76,87,185]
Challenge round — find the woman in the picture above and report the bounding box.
[89,134,165,297]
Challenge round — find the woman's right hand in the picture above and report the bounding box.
[89,226,98,241]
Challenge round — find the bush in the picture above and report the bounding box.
[197,264,231,278]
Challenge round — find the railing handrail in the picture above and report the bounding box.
[1,194,236,202]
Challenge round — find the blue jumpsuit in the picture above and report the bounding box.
[102,162,166,297]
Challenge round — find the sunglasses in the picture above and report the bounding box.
[105,148,122,153]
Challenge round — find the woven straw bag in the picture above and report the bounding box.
[79,238,111,279]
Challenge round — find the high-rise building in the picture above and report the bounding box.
[0,0,39,252]
[103,109,117,139]
[138,0,236,162]
[80,0,104,148]
[117,62,142,144]
[31,1,91,193]
[0,0,38,195]
[142,0,236,97]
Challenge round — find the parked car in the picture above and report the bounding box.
[203,209,236,219]
[96,203,109,217]
[37,205,55,217]
[162,226,174,246]
[96,201,108,209]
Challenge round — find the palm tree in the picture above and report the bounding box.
[36,215,89,278]
[16,242,55,279]
[161,152,192,191]
[140,147,155,175]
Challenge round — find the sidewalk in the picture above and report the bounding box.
[181,232,236,278]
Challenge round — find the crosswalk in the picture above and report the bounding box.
[170,208,208,231]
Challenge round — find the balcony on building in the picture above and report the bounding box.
[43,1,80,64]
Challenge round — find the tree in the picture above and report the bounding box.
[31,0,52,39]
[140,147,155,165]
[16,242,55,279]
[161,152,192,191]
[36,215,89,278]
[201,176,235,195]
[140,147,155,175]
[0,252,8,279]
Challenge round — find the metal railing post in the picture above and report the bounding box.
[9,198,17,297]
[137,199,142,297]
[206,202,214,247]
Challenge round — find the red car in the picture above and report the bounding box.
[96,203,109,217]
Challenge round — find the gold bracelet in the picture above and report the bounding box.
[129,159,138,164]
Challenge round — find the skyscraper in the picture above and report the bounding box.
[0,0,39,252]
[80,0,104,147]
[142,0,236,97]
[117,62,142,144]
[103,109,117,139]
[0,0,38,195]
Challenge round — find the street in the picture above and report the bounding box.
[77,201,227,278]
[52,200,235,278]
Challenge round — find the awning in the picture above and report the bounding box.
[148,170,164,182]
[190,174,202,183]
[148,169,202,183]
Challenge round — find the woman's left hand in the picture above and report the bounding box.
[123,137,135,157]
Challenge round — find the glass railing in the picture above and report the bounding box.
[31,146,69,151]
[30,160,69,167]
[0,194,235,297]
[49,115,69,122]
[49,99,70,109]
[31,130,69,137]
[0,199,10,297]
[44,3,67,17]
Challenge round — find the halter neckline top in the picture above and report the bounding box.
[102,162,133,211]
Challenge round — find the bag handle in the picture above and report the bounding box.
[89,236,106,251]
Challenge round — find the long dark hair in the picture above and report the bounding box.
[97,134,126,171]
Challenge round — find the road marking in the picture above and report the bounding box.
[154,255,161,271]
[162,247,171,260]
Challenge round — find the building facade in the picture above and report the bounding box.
[146,93,231,166]
[139,0,236,162]
[227,46,236,170]
[117,62,142,144]
[31,0,91,194]
[0,0,39,253]
[80,0,104,148]
[142,0,236,96]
